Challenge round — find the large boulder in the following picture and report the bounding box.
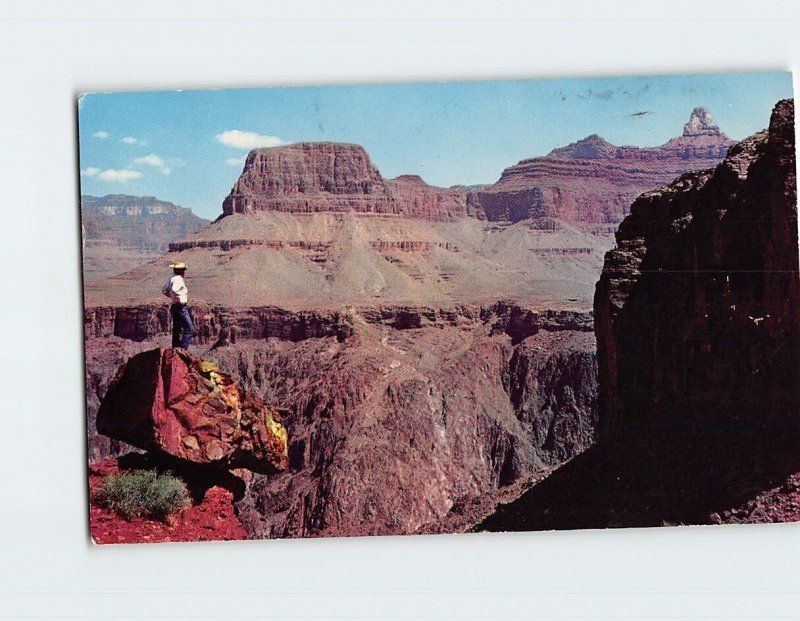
[97,348,288,473]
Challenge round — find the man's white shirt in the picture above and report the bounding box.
[162,275,188,304]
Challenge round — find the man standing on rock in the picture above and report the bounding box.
[162,262,194,348]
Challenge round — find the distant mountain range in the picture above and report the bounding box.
[80,195,209,278]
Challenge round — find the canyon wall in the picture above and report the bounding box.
[85,304,598,537]
[479,99,799,531]
[219,109,733,234]
[82,106,749,537]
[594,97,799,486]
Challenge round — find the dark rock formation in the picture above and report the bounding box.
[468,107,734,228]
[595,99,798,455]
[478,99,799,531]
[97,348,288,473]
[222,142,468,221]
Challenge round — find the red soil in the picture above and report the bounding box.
[89,459,247,545]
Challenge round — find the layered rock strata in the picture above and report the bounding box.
[81,195,209,278]
[83,105,745,537]
[222,142,468,221]
[83,302,591,345]
[468,107,734,228]
[219,108,733,234]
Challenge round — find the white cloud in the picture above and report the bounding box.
[97,168,143,183]
[215,130,285,149]
[135,153,171,175]
[92,131,109,139]
[80,166,101,177]
[121,136,139,144]
[225,156,246,166]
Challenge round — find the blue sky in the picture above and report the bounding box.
[78,71,793,220]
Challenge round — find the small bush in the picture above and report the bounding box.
[95,469,190,522]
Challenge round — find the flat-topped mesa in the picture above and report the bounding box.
[81,194,210,278]
[468,106,735,226]
[222,142,468,221]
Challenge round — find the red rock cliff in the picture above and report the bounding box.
[85,303,599,538]
[222,142,468,221]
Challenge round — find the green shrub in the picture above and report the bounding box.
[95,469,190,521]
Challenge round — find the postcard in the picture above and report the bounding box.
[79,71,799,543]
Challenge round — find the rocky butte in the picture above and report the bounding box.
[83,107,734,313]
[85,106,755,538]
[478,99,799,531]
[223,142,469,220]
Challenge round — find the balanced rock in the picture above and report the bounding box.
[97,348,288,472]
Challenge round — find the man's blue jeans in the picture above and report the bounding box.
[170,303,195,348]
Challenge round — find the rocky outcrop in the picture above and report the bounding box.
[595,99,798,453]
[468,107,734,228]
[219,110,732,230]
[479,99,799,531]
[222,143,468,221]
[97,348,288,473]
[682,106,725,137]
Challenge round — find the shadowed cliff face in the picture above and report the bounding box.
[479,99,799,531]
[86,305,598,538]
